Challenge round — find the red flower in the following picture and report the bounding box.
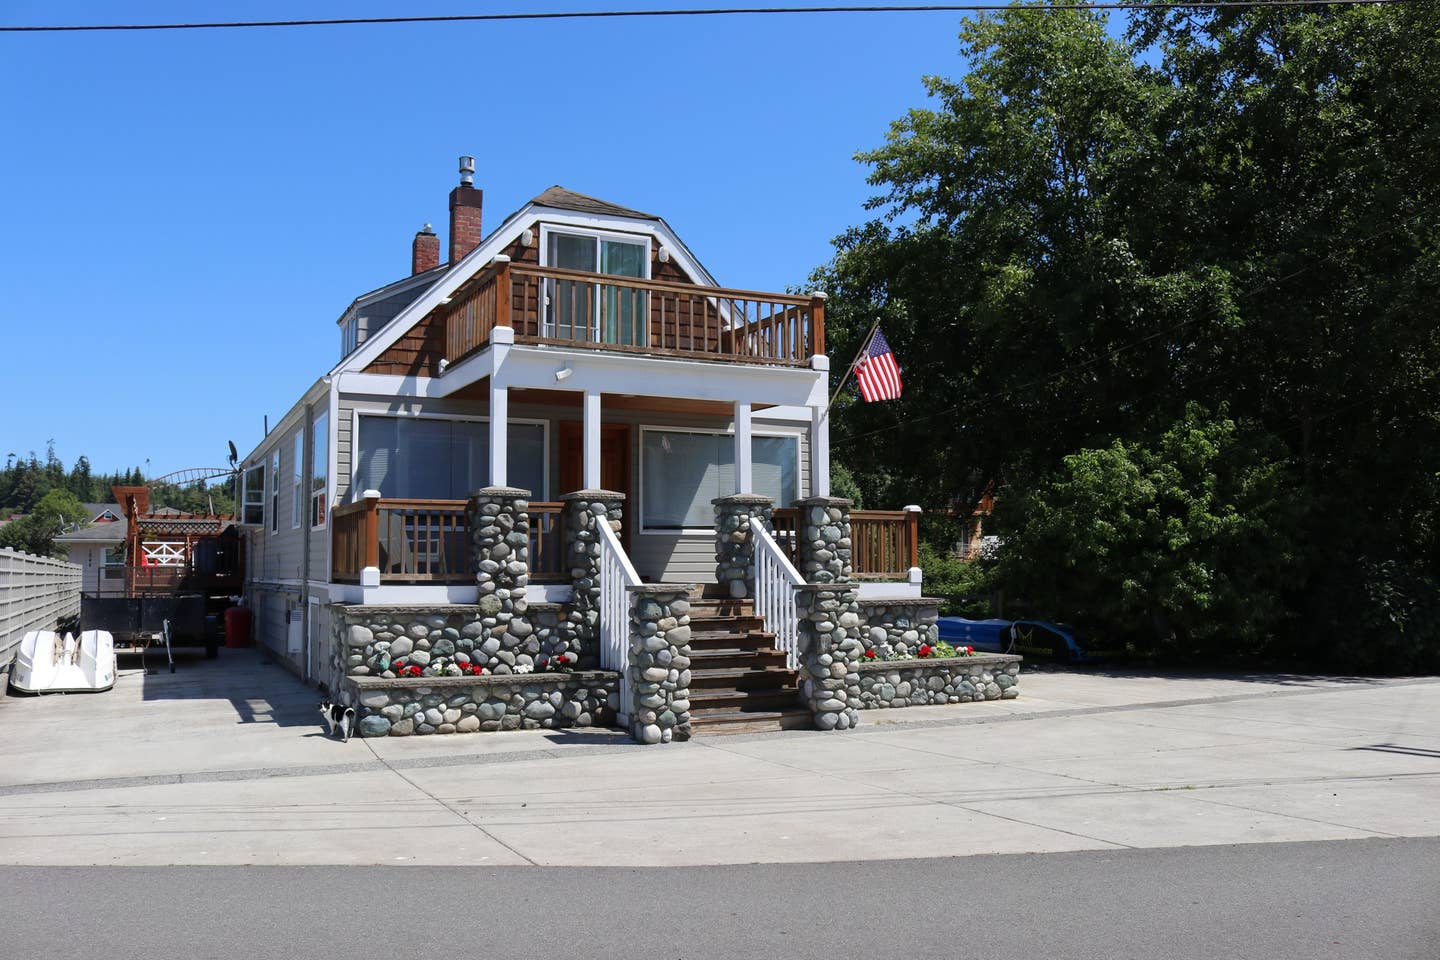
[918,644,932,658]
[864,648,877,659]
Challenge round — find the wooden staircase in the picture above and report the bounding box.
[686,593,809,735]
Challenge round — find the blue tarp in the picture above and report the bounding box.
[937,617,1013,652]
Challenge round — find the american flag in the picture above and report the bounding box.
[855,327,903,402]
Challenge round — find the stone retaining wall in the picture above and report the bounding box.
[859,598,942,659]
[854,654,1021,709]
[332,603,566,683]
[345,671,619,736]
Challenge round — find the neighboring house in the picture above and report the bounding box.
[54,503,127,594]
[237,159,925,695]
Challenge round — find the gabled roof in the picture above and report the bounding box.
[55,516,128,545]
[337,186,719,376]
[333,263,448,328]
[529,186,659,221]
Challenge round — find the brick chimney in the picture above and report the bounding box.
[411,223,439,275]
[448,155,483,264]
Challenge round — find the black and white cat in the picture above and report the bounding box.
[318,700,356,741]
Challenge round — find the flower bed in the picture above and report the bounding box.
[345,670,619,737]
[853,653,1021,710]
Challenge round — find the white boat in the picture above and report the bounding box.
[10,630,116,694]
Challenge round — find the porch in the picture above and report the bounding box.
[330,496,919,590]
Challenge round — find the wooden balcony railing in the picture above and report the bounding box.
[332,498,567,585]
[771,508,919,580]
[444,259,825,367]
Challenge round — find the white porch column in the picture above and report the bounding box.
[489,382,508,488]
[811,404,831,498]
[583,389,602,490]
[734,400,753,495]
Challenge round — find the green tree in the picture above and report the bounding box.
[815,2,1440,670]
[988,405,1306,658]
[0,488,88,558]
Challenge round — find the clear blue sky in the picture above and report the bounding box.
[1,1,985,479]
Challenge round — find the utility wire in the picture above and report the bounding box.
[0,1,1418,34]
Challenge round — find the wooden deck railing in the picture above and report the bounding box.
[332,497,567,585]
[770,508,919,580]
[444,259,825,367]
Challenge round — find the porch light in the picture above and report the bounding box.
[657,246,670,263]
[521,228,535,248]
[554,365,573,382]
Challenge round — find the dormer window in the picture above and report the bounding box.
[541,226,649,346]
[340,316,359,357]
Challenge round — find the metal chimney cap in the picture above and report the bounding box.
[419,222,435,235]
[458,156,476,185]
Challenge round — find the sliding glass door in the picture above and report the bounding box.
[545,231,647,346]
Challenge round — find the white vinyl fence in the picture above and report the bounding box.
[0,548,82,671]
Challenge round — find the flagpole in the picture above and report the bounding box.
[824,319,881,416]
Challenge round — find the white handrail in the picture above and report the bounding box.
[749,518,804,670]
[596,517,641,725]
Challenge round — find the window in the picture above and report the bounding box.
[354,416,546,500]
[641,429,799,531]
[291,431,303,529]
[311,413,328,528]
[340,316,358,357]
[270,450,280,533]
[543,229,648,346]
[241,464,265,525]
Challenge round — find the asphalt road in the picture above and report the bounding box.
[2,838,1435,960]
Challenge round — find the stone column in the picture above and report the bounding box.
[792,496,853,584]
[466,486,532,673]
[627,584,694,744]
[559,489,625,667]
[796,583,863,731]
[712,494,773,599]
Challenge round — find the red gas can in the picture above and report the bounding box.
[224,606,253,649]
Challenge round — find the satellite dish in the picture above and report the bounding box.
[227,441,238,467]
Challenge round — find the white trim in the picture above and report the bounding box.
[490,384,509,488]
[583,390,602,490]
[811,404,830,499]
[636,423,802,535]
[328,582,574,605]
[347,408,550,502]
[734,401,753,495]
[855,580,923,600]
[239,463,266,527]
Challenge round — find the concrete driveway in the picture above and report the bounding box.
[0,650,1436,866]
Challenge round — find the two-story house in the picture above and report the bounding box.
[238,158,932,735]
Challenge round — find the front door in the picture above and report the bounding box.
[559,421,631,550]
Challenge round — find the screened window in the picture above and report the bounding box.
[311,413,328,528]
[354,417,546,501]
[270,450,280,533]
[641,430,799,530]
[291,432,303,529]
[241,464,265,526]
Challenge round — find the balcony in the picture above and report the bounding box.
[445,261,826,368]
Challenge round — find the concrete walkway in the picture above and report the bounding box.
[0,650,1436,866]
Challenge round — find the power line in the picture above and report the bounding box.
[0,1,1417,34]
